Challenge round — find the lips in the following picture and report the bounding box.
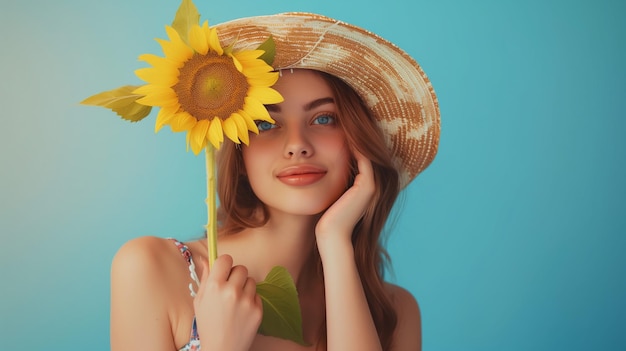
[276,165,327,186]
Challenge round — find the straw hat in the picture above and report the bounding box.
[214,12,440,188]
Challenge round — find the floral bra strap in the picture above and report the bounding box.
[169,238,192,264]
[168,238,201,297]
[167,238,201,343]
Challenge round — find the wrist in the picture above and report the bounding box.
[316,234,354,261]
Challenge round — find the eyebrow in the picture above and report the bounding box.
[265,97,335,113]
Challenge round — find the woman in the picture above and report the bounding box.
[110,12,439,351]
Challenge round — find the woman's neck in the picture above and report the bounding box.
[217,210,322,287]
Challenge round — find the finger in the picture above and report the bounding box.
[243,276,257,296]
[352,150,374,184]
[227,265,249,289]
[254,293,263,309]
[208,254,234,283]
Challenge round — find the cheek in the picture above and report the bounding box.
[323,140,353,186]
[323,135,350,163]
[242,139,272,171]
[241,142,276,195]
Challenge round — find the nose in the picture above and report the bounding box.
[284,125,313,158]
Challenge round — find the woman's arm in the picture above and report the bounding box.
[110,237,177,351]
[317,239,382,350]
[316,151,382,350]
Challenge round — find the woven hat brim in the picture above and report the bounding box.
[215,12,440,188]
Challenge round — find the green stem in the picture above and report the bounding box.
[205,145,218,267]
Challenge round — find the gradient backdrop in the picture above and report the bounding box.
[1,0,624,350]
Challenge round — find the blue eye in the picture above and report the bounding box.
[313,114,335,125]
[256,120,276,131]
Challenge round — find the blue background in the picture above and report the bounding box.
[1,0,624,350]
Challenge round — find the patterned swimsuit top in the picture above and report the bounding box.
[170,238,202,351]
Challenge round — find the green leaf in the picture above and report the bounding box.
[171,0,201,44]
[256,35,276,66]
[80,85,152,122]
[256,266,308,345]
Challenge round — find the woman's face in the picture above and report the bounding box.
[242,69,352,217]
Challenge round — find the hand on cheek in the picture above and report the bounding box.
[315,150,375,256]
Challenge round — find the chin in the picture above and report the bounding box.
[271,195,340,217]
[257,182,348,217]
[282,204,332,216]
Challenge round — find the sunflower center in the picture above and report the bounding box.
[174,52,249,121]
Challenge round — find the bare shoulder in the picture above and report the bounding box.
[110,236,186,351]
[384,283,422,351]
[384,283,420,315]
[112,236,176,274]
[111,236,190,310]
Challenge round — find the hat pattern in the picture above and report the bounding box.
[216,13,440,187]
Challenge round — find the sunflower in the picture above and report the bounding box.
[133,21,283,153]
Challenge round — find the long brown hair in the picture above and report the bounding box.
[216,70,400,349]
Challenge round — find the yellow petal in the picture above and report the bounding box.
[207,118,224,149]
[247,71,280,87]
[229,54,243,72]
[131,84,154,95]
[239,110,260,134]
[170,111,197,132]
[156,38,185,63]
[133,84,172,97]
[243,96,272,121]
[138,53,182,70]
[135,67,179,87]
[247,86,284,104]
[158,26,194,63]
[189,23,208,55]
[232,50,264,62]
[208,27,224,55]
[154,106,177,132]
[241,60,275,76]
[223,116,240,144]
[189,119,210,154]
[232,112,250,145]
[134,86,179,107]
